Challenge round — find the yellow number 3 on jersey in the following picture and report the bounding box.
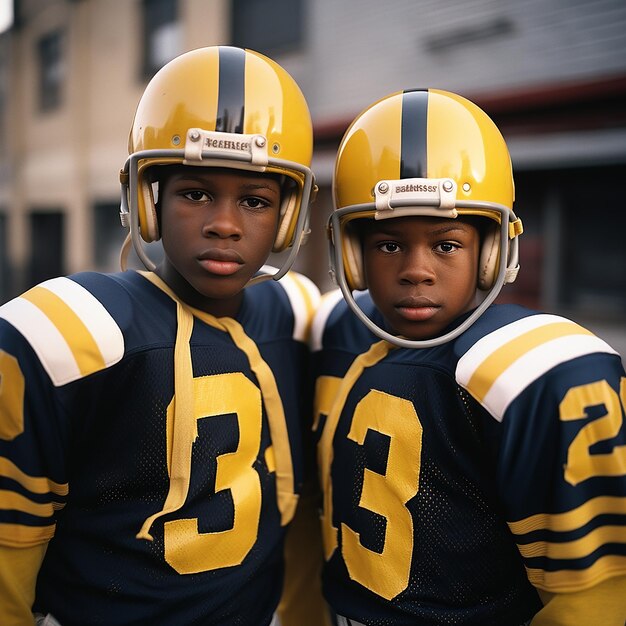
[164,372,263,574]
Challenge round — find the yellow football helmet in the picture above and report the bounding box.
[120,46,315,280]
[329,88,523,347]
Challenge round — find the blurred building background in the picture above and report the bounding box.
[0,0,625,355]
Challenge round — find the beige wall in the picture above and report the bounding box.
[0,0,229,288]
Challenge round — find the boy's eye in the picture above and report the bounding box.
[183,190,209,202]
[436,242,458,253]
[242,197,270,210]
[378,242,400,253]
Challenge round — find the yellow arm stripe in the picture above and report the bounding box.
[509,496,626,535]
[466,321,593,402]
[517,524,626,560]
[0,490,58,518]
[525,554,626,592]
[0,523,55,548]
[21,286,106,376]
[0,457,68,496]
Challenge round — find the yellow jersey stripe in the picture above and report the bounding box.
[0,522,55,548]
[0,489,59,518]
[509,496,626,535]
[517,524,626,560]
[525,554,626,592]
[0,457,68,496]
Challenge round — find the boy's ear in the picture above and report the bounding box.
[478,222,500,290]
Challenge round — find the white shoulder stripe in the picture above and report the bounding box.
[458,314,567,370]
[480,334,618,420]
[310,289,344,352]
[278,271,321,342]
[0,296,82,384]
[39,277,125,366]
[456,313,618,421]
[0,277,124,386]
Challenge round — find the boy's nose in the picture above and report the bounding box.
[201,201,242,239]
[398,247,435,284]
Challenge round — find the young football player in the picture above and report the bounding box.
[311,88,626,625]
[0,46,326,625]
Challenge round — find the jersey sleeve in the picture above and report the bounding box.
[0,277,125,550]
[456,313,626,594]
[532,574,626,625]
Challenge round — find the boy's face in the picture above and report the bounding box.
[361,216,480,341]
[157,167,281,316]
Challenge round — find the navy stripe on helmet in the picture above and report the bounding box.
[216,46,246,133]
[400,89,428,179]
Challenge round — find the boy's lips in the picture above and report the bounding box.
[197,249,244,276]
[395,296,441,322]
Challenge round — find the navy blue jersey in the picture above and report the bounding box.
[311,290,626,626]
[0,269,319,625]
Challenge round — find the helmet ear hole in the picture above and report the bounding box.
[478,222,500,290]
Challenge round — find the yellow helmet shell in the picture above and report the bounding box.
[333,88,516,290]
[126,46,313,249]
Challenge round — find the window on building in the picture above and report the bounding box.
[37,30,65,112]
[231,0,304,56]
[142,0,182,79]
[29,212,64,286]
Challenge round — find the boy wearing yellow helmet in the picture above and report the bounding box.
[312,88,626,625]
[0,46,325,625]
